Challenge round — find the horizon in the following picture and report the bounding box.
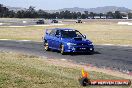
[0,0,132,10]
[6,6,132,11]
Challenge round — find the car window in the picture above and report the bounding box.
[55,30,60,35]
[60,30,83,38]
[49,30,56,36]
[76,30,83,37]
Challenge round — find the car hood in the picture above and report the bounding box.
[62,37,92,44]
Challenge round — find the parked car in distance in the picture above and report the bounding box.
[76,20,82,23]
[51,20,58,23]
[43,28,94,55]
[36,20,45,24]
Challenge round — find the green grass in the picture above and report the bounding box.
[0,21,132,45]
[0,51,130,88]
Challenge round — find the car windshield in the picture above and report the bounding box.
[39,20,43,21]
[61,30,83,38]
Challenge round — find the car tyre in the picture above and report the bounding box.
[60,45,65,55]
[88,50,94,55]
[44,42,50,51]
[86,48,94,55]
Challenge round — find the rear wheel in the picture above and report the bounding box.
[44,42,50,51]
[60,45,65,55]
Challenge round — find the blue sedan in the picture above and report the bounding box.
[43,28,94,55]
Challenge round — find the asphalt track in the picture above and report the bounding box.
[0,40,132,73]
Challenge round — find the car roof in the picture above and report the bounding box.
[46,28,76,31]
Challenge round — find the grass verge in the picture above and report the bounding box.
[0,22,132,45]
[0,51,131,88]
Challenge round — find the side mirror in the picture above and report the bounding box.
[83,35,86,39]
[55,34,61,38]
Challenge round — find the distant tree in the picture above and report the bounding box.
[0,4,3,7]
[50,12,57,19]
[114,11,122,19]
[37,9,45,18]
[8,10,15,18]
[106,11,114,19]
[89,12,95,19]
[55,12,60,19]
[60,11,65,19]
[99,13,103,19]
[23,6,37,18]
[0,3,129,19]
[0,4,3,17]
[84,11,89,18]
[81,14,86,19]
[128,12,132,19]
[1,7,9,17]
[59,10,72,19]
[0,4,3,13]
[64,10,72,19]
[71,12,77,19]
[28,6,35,12]
[76,12,81,19]
[16,10,25,18]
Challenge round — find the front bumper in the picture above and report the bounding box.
[64,45,94,53]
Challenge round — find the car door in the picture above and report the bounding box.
[54,30,61,50]
[48,30,56,48]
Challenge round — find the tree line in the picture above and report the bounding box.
[0,4,132,19]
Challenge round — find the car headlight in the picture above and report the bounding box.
[89,43,93,45]
[67,43,77,46]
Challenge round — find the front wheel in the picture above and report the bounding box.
[44,42,50,51]
[88,50,94,55]
[60,45,65,55]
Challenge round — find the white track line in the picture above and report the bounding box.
[0,24,65,27]
[102,44,114,46]
[99,44,132,47]
[61,59,67,61]
[0,39,10,41]
[17,40,32,42]
[0,39,32,42]
[0,23,4,25]
[33,24,64,27]
[0,26,26,28]
[118,22,132,26]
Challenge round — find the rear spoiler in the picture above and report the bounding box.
[45,29,49,34]
[45,29,51,35]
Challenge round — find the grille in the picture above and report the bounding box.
[77,43,87,46]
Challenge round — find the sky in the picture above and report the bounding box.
[0,0,132,10]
